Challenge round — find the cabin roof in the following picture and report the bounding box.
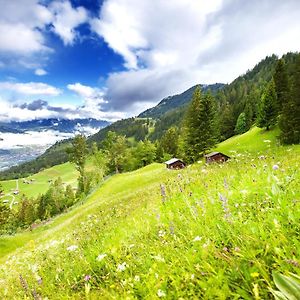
[204,152,230,158]
[164,158,184,165]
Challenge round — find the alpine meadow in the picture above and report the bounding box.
[0,1,300,299]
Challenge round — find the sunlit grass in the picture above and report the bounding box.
[0,129,299,299]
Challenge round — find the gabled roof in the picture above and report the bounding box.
[164,158,184,165]
[204,152,230,158]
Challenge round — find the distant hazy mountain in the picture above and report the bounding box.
[0,118,110,134]
[139,83,224,118]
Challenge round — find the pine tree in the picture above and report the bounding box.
[280,54,300,143]
[257,80,277,130]
[244,100,253,131]
[184,87,218,162]
[234,112,247,134]
[274,59,290,112]
[219,102,235,140]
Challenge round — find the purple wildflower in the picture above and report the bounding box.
[84,275,91,281]
[160,184,166,203]
[219,193,232,223]
[272,164,279,170]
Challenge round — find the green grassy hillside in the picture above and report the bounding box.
[0,128,299,299]
[215,126,281,154]
[0,162,78,207]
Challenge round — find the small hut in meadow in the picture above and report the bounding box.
[165,158,186,170]
[205,152,230,164]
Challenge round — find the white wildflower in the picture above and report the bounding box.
[157,289,166,297]
[240,189,248,195]
[193,236,202,242]
[66,245,78,252]
[117,262,127,272]
[96,254,107,261]
[153,255,165,262]
[158,230,166,237]
[134,275,140,282]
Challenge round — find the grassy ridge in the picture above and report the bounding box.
[0,128,299,298]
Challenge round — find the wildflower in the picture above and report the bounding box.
[286,259,300,267]
[251,272,260,278]
[96,254,107,261]
[19,274,28,292]
[193,236,202,242]
[160,184,166,203]
[158,230,166,237]
[134,275,140,282]
[169,223,175,234]
[84,275,91,281]
[153,255,165,262]
[66,245,78,251]
[272,164,279,170]
[224,178,229,189]
[117,262,127,272]
[219,193,232,222]
[157,289,166,297]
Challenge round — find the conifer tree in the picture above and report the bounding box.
[274,59,290,112]
[257,80,277,130]
[280,54,300,143]
[234,112,247,134]
[244,100,253,131]
[184,87,218,162]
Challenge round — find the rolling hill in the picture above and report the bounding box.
[1,127,299,298]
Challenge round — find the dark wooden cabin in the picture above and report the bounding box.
[205,152,230,163]
[165,158,186,169]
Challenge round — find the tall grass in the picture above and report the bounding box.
[0,143,299,299]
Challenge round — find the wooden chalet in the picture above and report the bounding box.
[165,158,186,169]
[205,152,230,164]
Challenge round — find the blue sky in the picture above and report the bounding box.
[0,0,300,122]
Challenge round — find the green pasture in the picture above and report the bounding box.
[0,128,299,299]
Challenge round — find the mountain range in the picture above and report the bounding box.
[0,118,110,134]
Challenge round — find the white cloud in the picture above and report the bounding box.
[67,82,106,110]
[67,82,124,121]
[0,23,50,54]
[91,0,300,113]
[49,1,88,45]
[0,82,61,96]
[0,0,89,70]
[0,0,52,55]
[35,68,48,76]
[0,130,73,150]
